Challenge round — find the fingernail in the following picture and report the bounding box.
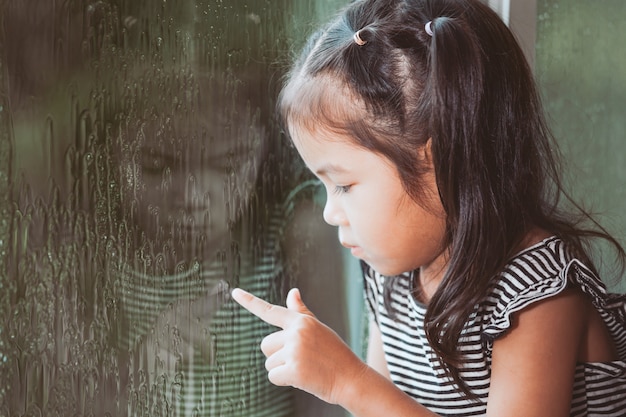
[231,288,248,300]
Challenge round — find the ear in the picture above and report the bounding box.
[420,138,434,167]
[419,138,442,210]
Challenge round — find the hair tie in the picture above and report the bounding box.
[425,21,433,37]
[353,29,367,46]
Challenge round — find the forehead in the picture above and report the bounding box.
[290,122,352,154]
[287,111,373,178]
[282,72,368,139]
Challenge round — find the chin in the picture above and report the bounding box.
[367,262,408,277]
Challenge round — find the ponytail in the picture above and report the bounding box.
[421,14,523,397]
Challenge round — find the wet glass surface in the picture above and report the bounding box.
[0,1,351,416]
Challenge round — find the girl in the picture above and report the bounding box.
[232,0,626,416]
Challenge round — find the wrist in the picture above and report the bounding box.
[335,363,387,412]
[326,354,368,405]
[336,365,438,417]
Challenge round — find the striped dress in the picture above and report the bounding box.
[114,183,317,417]
[364,236,626,416]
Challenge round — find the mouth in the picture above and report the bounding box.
[341,242,363,258]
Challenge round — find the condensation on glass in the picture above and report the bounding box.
[0,1,350,416]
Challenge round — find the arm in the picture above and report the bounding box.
[231,286,589,417]
[231,288,439,417]
[486,288,587,417]
[357,289,587,417]
[366,319,391,380]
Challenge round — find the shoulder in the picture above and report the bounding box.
[486,286,589,416]
[481,236,586,342]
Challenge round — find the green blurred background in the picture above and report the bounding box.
[535,0,626,291]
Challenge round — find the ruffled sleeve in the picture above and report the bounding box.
[481,263,569,343]
[480,237,626,361]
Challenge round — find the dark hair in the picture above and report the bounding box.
[278,0,625,397]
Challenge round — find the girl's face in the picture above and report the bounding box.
[291,125,448,277]
[120,109,265,262]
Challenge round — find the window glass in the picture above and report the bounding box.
[0,1,351,416]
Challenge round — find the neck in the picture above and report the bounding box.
[416,248,449,303]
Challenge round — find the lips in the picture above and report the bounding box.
[341,241,364,258]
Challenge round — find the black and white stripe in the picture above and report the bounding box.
[114,182,319,416]
[364,236,626,416]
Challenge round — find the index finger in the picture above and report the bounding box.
[231,288,291,329]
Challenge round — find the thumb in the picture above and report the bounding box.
[286,288,314,316]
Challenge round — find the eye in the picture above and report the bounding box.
[333,185,352,195]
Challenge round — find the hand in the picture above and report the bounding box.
[231,288,367,405]
[143,280,230,380]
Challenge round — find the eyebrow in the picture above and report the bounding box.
[314,163,349,177]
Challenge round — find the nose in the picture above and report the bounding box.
[322,194,347,227]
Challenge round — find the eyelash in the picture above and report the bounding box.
[333,185,352,195]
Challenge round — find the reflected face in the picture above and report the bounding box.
[291,126,447,277]
[120,107,266,260]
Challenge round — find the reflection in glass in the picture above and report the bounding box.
[0,1,349,416]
